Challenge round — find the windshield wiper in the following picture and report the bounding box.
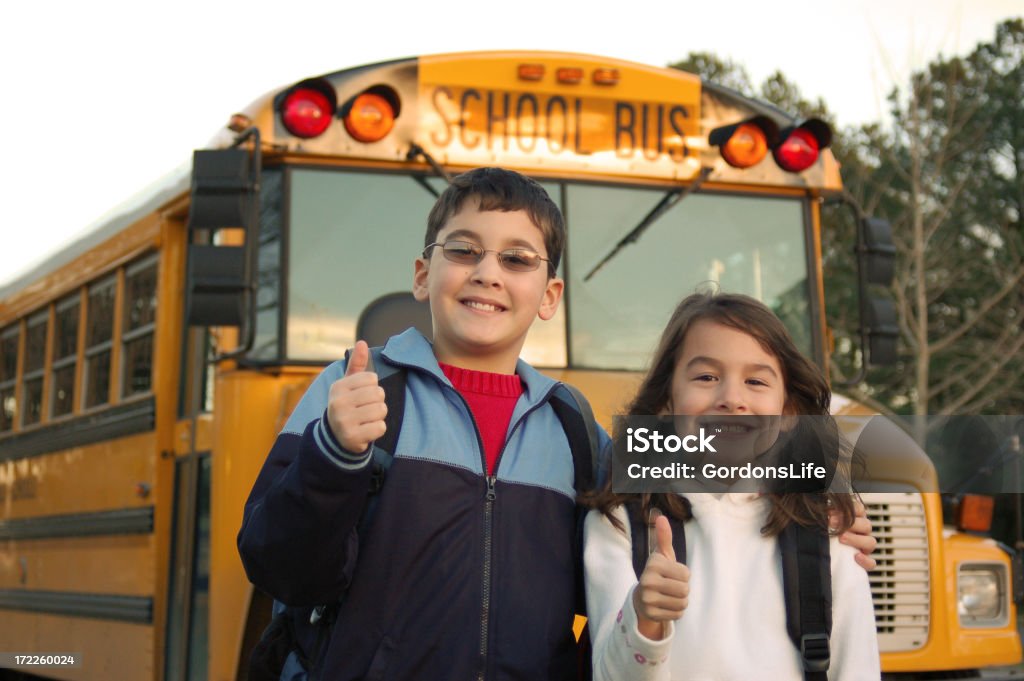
[407,143,452,198]
[583,167,712,282]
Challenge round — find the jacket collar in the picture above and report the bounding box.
[381,328,560,406]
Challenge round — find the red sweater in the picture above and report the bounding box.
[440,363,523,475]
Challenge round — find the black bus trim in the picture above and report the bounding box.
[0,589,153,624]
[0,506,154,541]
[0,396,155,462]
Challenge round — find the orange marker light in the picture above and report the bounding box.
[556,67,584,84]
[343,93,396,143]
[721,122,769,168]
[958,494,995,533]
[518,64,545,81]
[592,68,619,85]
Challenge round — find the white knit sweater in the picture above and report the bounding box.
[584,493,881,681]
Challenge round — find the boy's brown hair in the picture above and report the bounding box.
[425,167,565,273]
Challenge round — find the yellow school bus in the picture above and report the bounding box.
[0,51,1018,680]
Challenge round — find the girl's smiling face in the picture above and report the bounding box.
[666,320,788,464]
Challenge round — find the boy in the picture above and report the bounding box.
[238,167,876,681]
[238,167,601,680]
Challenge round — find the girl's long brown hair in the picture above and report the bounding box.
[582,292,856,537]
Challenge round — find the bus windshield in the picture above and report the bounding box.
[269,168,812,369]
[566,184,812,369]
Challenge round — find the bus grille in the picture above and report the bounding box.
[863,493,930,652]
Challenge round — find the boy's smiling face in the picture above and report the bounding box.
[413,199,563,374]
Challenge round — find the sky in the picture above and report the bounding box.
[0,0,1020,288]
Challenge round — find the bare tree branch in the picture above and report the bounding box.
[929,323,1019,398]
[929,267,1024,354]
[939,332,1024,415]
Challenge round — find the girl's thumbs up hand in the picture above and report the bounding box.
[326,341,388,454]
[633,515,690,640]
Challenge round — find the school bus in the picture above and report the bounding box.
[0,51,1018,680]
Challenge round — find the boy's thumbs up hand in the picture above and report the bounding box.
[345,340,372,375]
[327,341,388,454]
[633,515,689,640]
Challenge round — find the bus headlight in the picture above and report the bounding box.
[958,563,1008,626]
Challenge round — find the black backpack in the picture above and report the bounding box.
[248,346,601,681]
[625,501,833,681]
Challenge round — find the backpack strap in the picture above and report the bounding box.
[549,383,598,494]
[368,346,407,462]
[627,500,649,579]
[547,383,603,681]
[779,522,832,681]
[625,501,687,579]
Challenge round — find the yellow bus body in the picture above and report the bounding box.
[208,367,321,680]
[0,51,1018,680]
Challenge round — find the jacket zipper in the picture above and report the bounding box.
[478,473,497,681]
[476,385,559,681]
[412,371,493,681]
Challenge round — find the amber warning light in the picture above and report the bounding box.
[556,67,584,84]
[517,64,545,81]
[342,88,399,143]
[957,494,995,533]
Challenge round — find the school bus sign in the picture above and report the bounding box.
[417,52,704,180]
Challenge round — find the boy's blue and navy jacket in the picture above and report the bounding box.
[238,329,611,681]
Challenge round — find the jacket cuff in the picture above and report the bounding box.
[314,410,374,471]
[617,585,674,666]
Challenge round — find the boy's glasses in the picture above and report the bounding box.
[424,240,553,274]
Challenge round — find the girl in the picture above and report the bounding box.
[584,292,880,681]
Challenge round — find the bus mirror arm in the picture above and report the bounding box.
[583,167,712,282]
[407,144,453,184]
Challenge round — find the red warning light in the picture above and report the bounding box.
[281,87,334,139]
[774,128,820,172]
[773,119,832,173]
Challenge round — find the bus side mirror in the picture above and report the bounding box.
[858,217,898,366]
[188,148,254,231]
[184,142,260,352]
[185,245,246,327]
[861,217,895,286]
[828,195,900,384]
[865,296,898,365]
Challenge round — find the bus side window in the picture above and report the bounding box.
[51,294,79,418]
[122,256,158,398]
[0,324,18,431]
[84,277,116,409]
[21,311,48,426]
